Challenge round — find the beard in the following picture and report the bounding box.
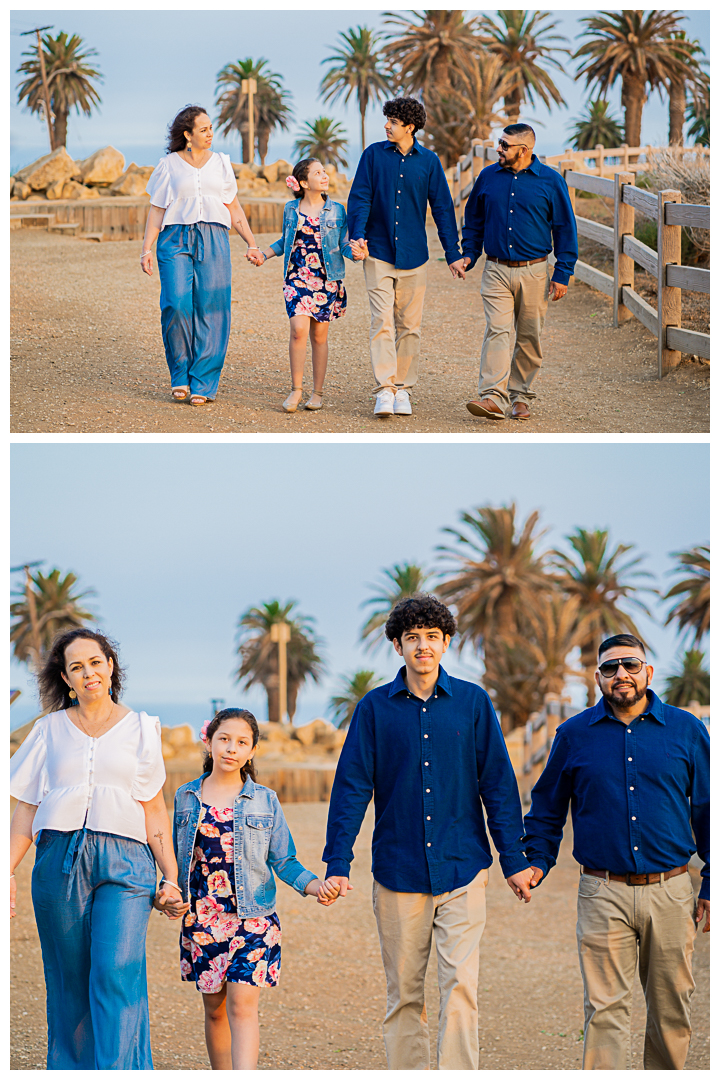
[601,679,648,709]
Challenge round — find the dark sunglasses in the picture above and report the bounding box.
[598,657,646,678]
[498,139,525,151]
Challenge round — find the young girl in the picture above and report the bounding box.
[250,158,366,413]
[171,708,337,1069]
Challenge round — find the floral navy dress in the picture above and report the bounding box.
[180,804,282,993]
[283,214,347,321]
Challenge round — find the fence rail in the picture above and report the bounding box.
[544,143,709,177]
[450,140,710,377]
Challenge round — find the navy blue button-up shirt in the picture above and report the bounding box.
[347,139,461,270]
[323,666,529,895]
[523,690,710,900]
[462,155,578,285]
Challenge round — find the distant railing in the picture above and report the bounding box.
[505,694,577,805]
[450,139,710,378]
[543,142,709,177]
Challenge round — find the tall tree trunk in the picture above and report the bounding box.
[580,643,597,707]
[621,75,647,149]
[504,87,521,125]
[360,104,366,151]
[669,79,686,146]
[264,678,280,723]
[288,682,299,723]
[258,127,269,166]
[53,106,68,149]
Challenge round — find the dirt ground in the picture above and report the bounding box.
[10,803,709,1071]
[11,227,709,435]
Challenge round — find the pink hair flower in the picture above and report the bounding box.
[200,719,211,744]
[286,175,301,192]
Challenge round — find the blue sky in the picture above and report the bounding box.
[10,442,709,732]
[10,8,710,175]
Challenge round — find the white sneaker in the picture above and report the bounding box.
[374,389,395,417]
[394,389,412,415]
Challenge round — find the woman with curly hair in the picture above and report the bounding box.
[10,628,188,1069]
[346,97,467,419]
[140,105,262,406]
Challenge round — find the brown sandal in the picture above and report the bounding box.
[190,395,208,406]
[172,386,190,401]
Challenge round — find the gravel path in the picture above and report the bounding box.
[11,228,708,434]
[11,802,709,1070]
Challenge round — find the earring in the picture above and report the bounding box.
[108,687,113,696]
[69,689,77,700]
[186,141,192,152]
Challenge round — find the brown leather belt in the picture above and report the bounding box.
[582,865,688,886]
[486,255,547,268]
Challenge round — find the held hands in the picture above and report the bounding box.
[153,881,190,920]
[696,898,710,933]
[549,281,568,302]
[449,257,471,280]
[305,875,354,907]
[506,865,544,903]
[350,238,368,261]
[246,247,266,267]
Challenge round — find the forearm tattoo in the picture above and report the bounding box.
[154,829,164,855]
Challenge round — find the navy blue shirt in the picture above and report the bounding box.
[347,139,461,270]
[323,666,529,894]
[462,155,578,285]
[523,690,710,901]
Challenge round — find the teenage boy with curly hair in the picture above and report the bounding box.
[347,98,468,418]
[322,595,537,1069]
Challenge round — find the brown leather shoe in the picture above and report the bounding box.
[466,398,505,419]
[511,401,530,421]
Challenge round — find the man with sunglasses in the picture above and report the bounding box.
[523,633,709,1070]
[460,123,578,421]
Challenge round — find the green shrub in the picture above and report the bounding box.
[633,219,694,264]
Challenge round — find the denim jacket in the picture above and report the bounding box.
[269,197,353,280]
[173,774,317,918]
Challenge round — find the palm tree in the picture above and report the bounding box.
[569,99,624,150]
[436,504,550,644]
[11,567,96,667]
[215,58,293,165]
[328,670,384,729]
[16,30,102,150]
[360,562,431,650]
[662,649,710,708]
[320,26,392,151]
[293,117,349,168]
[451,50,516,141]
[551,529,655,707]
[686,92,709,147]
[663,546,709,645]
[573,10,697,149]
[235,600,324,723]
[476,10,568,125]
[665,32,707,146]
[381,10,481,101]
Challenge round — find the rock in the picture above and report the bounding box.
[293,718,332,746]
[74,145,125,186]
[258,722,292,743]
[109,164,153,197]
[232,162,261,182]
[61,180,101,200]
[11,180,32,200]
[14,146,78,191]
[261,159,293,184]
[162,724,197,751]
[45,178,67,200]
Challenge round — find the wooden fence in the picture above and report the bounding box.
[451,140,710,377]
[505,694,577,805]
[544,143,709,177]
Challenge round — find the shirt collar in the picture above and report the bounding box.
[388,664,453,698]
[383,137,420,156]
[496,153,541,177]
[589,687,665,725]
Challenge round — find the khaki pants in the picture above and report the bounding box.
[479,259,550,410]
[576,871,697,1070]
[372,869,488,1070]
[363,256,428,394]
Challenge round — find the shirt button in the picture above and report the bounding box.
[422,708,426,713]
[627,730,632,734]
[424,761,429,766]
[509,245,513,248]
[426,788,430,793]
[630,786,635,791]
[424,734,428,738]
[634,846,639,851]
[632,816,637,821]
[239,885,243,890]
[427,843,431,847]
[628,757,632,761]
[427,816,431,820]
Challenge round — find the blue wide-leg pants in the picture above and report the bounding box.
[156,222,232,399]
[31,829,157,1070]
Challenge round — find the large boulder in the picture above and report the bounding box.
[14,146,78,191]
[61,180,101,200]
[109,163,154,196]
[11,180,32,200]
[74,145,125,186]
[45,178,67,200]
[261,159,293,185]
[232,162,261,183]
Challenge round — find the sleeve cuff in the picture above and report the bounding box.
[269,240,284,256]
[498,854,531,879]
[445,247,462,265]
[699,878,710,902]
[293,869,318,896]
[325,859,351,879]
[551,269,572,286]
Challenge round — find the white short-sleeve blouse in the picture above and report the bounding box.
[145,151,238,229]
[10,710,166,844]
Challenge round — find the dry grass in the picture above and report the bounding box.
[641,149,710,259]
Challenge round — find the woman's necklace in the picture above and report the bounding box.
[74,700,116,739]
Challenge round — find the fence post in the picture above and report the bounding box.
[471,138,483,182]
[657,188,683,377]
[595,143,605,177]
[559,160,575,286]
[482,138,494,171]
[613,172,635,327]
[620,143,629,171]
